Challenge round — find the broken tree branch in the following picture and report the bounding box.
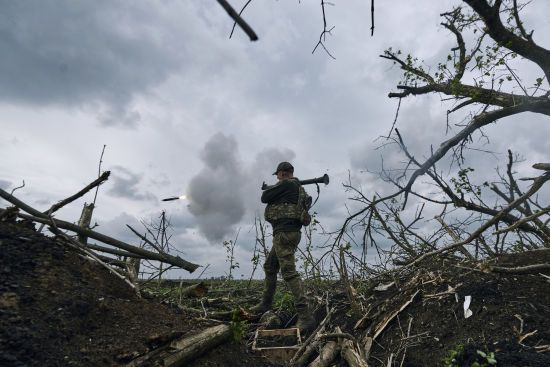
[44,171,110,215]
[0,188,200,272]
[404,174,550,267]
[216,0,258,41]
[125,324,231,367]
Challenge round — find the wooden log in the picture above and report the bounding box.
[181,282,209,298]
[341,337,368,367]
[85,242,144,259]
[125,324,231,367]
[532,163,550,171]
[0,199,199,273]
[308,328,340,367]
[165,324,231,366]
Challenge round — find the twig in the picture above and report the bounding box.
[493,206,550,235]
[370,0,375,36]
[92,144,107,206]
[217,0,258,41]
[311,0,336,59]
[10,180,25,195]
[127,224,164,253]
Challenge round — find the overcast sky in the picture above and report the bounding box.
[1,0,549,279]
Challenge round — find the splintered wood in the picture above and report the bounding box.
[125,324,231,367]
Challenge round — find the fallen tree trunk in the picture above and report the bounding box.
[341,336,368,367]
[126,324,231,367]
[1,188,195,269]
[180,282,209,298]
[308,327,341,367]
[0,189,200,272]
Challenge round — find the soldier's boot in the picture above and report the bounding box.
[250,274,277,314]
[285,276,316,334]
[295,303,316,335]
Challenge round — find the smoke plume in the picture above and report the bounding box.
[187,132,296,243]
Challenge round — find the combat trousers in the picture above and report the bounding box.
[261,231,307,309]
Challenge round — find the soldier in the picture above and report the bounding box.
[251,161,315,334]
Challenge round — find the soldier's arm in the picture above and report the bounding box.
[261,180,292,203]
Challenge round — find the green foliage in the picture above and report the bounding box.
[223,239,240,280]
[450,167,482,196]
[273,289,295,313]
[229,310,247,343]
[473,350,497,367]
[442,343,464,367]
[442,344,497,367]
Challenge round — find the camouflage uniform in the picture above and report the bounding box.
[254,176,313,331]
[262,231,308,312]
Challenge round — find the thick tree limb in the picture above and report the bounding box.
[217,0,258,41]
[44,171,110,215]
[84,242,145,259]
[463,0,550,81]
[395,103,549,208]
[0,188,200,272]
[125,324,231,367]
[386,79,550,115]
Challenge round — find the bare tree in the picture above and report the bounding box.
[337,0,549,268]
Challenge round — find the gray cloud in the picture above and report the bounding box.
[107,166,157,202]
[0,179,11,191]
[0,0,182,127]
[187,133,245,242]
[187,133,300,243]
[96,212,142,245]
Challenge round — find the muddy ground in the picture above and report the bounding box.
[1,219,549,366]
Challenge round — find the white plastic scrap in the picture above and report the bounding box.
[374,281,395,291]
[464,295,473,319]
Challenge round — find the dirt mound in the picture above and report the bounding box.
[355,254,550,366]
[1,219,549,366]
[0,220,216,366]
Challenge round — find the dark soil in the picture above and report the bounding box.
[0,220,275,366]
[1,218,549,366]
[357,254,550,367]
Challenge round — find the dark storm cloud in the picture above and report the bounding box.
[107,166,157,202]
[0,1,181,127]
